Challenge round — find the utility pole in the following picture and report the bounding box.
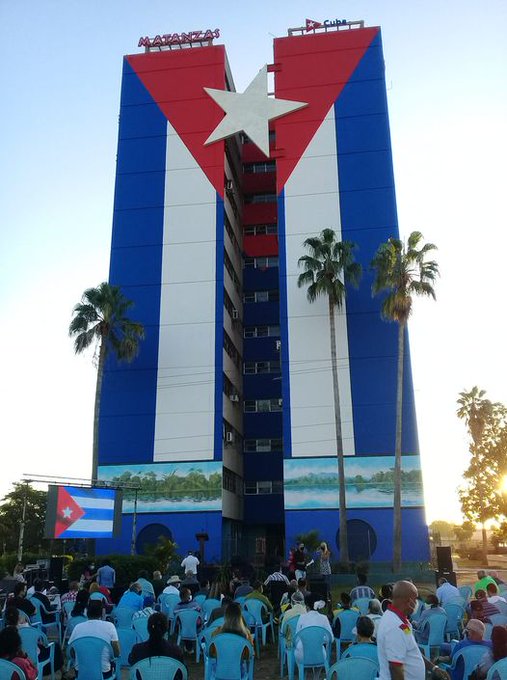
[130,488,139,555]
[17,480,30,562]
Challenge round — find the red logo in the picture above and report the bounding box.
[305,18,323,32]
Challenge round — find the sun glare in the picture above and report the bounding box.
[500,476,507,494]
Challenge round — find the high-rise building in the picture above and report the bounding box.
[97,20,429,564]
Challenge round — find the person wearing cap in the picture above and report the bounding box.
[294,593,333,663]
[376,580,448,680]
[435,619,491,680]
[163,575,181,596]
[280,590,307,627]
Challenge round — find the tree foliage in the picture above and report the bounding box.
[0,483,48,554]
[457,387,507,527]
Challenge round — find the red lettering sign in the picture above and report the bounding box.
[138,28,220,48]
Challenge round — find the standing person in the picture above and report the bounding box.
[376,580,448,680]
[96,560,116,590]
[181,550,200,576]
[12,563,25,583]
[68,600,120,676]
[128,612,184,672]
[293,544,308,581]
[318,542,331,583]
[0,626,37,680]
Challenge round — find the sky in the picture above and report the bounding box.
[1,0,506,525]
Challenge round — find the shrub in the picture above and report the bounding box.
[67,554,159,587]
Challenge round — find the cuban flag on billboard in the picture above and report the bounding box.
[46,485,120,539]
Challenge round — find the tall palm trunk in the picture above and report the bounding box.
[393,320,405,572]
[482,523,488,561]
[92,341,106,480]
[329,297,349,566]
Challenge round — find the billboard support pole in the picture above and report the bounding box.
[130,488,138,555]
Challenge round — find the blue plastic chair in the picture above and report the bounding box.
[243,599,274,647]
[439,644,487,680]
[194,594,207,606]
[201,599,222,623]
[28,598,62,645]
[114,607,135,629]
[411,600,426,624]
[291,626,333,680]
[175,609,202,661]
[495,600,507,616]
[333,609,359,658]
[279,615,300,677]
[61,601,75,622]
[129,656,188,680]
[352,598,371,615]
[117,628,141,668]
[132,616,150,642]
[63,615,87,647]
[458,585,473,601]
[446,596,466,608]
[417,613,447,658]
[68,636,117,680]
[329,657,379,680]
[206,632,254,680]
[158,594,182,633]
[0,658,27,680]
[342,642,379,664]
[486,657,507,680]
[488,614,507,627]
[443,602,465,640]
[19,626,55,680]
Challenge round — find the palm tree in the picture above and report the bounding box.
[371,231,438,571]
[297,228,362,567]
[69,283,145,477]
[457,386,500,446]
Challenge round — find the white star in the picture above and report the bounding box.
[62,506,73,519]
[204,65,308,157]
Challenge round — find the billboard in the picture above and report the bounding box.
[45,485,122,539]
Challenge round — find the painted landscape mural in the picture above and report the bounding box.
[284,456,423,510]
[97,462,222,513]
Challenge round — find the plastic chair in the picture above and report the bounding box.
[443,602,465,639]
[494,600,507,616]
[333,609,359,658]
[234,596,247,605]
[114,607,135,629]
[352,598,371,615]
[129,656,188,680]
[206,632,254,680]
[458,585,472,601]
[132,616,150,642]
[291,626,333,680]
[68,636,117,680]
[19,626,55,680]
[438,644,487,680]
[417,613,447,659]
[117,628,141,667]
[279,615,300,677]
[61,601,75,622]
[328,657,379,680]
[243,599,275,647]
[486,657,507,680]
[175,610,202,661]
[488,614,507,627]
[158,594,181,632]
[342,642,379,663]
[411,600,426,624]
[194,594,207,605]
[446,596,466,608]
[63,615,87,646]
[0,658,27,680]
[201,599,222,623]
[28,599,62,645]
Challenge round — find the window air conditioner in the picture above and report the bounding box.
[232,309,239,320]
[278,398,283,407]
[226,179,234,191]
[226,432,234,443]
[229,394,240,402]
[275,340,281,350]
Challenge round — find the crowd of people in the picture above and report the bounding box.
[1,558,507,680]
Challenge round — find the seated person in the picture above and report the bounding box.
[207,596,232,626]
[473,625,507,679]
[435,618,492,680]
[0,626,37,680]
[244,580,273,614]
[379,583,393,612]
[4,582,36,619]
[366,599,383,638]
[118,583,144,612]
[350,574,375,602]
[129,612,184,679]
[210,602,254,662]
[470,589,500,623]
[413,594,446,644]
[486,582,506,604]
[70,590,89,618]
[31,579,58,623]
[5,606,63,674]
[68,600,119,678]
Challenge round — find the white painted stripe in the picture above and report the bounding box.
[153,120,217,462]
[70,496,114,510]
[71,519,113,532]
[283,105,355,457]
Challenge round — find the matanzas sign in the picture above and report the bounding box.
[139,29,220,48]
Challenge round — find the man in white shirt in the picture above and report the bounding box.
[294,595,333,663]
[163,575,181,595]
[436,577,460,605]
[377,580,447,680]
[69,600,120,676]
[181,551,199,575]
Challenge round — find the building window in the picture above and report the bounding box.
[223,288,239,319]
[223,330,241,368]
[243,290,279,303]
[244,325,280,338]
[244,398,282,413]
[244,438,283,452]
[243,256,279,269]
[223,467,242,495]
[244,480,283,495]
[243,361,280,375]
[243,162,276,174]
[224,214,241,255]
[244,224,278,236]
[222,372,240,399]
[224,249,241,292]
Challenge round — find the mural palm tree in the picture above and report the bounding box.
[69,282,144,477]
[297,229,362,566]
[371,231,438,571]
